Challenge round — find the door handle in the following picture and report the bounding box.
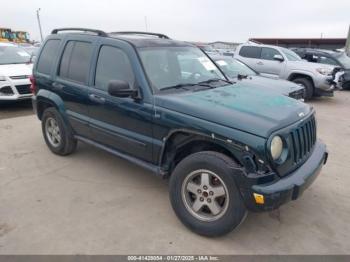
[257,61,264,65]
[89,94,106,104]
[52,82,65,90]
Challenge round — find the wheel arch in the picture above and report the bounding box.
[36,90,68,122]
[288,72,315,87]
[159,130,243,176]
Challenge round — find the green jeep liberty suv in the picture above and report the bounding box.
[31,28,328,237]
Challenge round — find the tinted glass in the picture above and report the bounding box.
[59,41,74,79]
[95,46,135,91]
[239,46,261,58]
[59,41,92,83]
[139,47,225,91]
[318,56,338,66]
[37,39,61,75]
[260,47,281,60]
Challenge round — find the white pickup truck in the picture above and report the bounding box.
[235,43,335,99]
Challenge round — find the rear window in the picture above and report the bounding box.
[59,41,93,84]
[37,39,61,75]
[239,46,261,59]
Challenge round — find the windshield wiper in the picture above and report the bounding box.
[161,83,198,91]
[197,78,232,85]
[161,82,215,91]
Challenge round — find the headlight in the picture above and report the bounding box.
[270,136,283,161]
[0,75,7,81]
[316,68,332,76]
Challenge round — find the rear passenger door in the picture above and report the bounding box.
[87,42,154,162]
[53,38,95,138]
[237,46,262,71]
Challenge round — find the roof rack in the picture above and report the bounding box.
[110,31,170,39]
[51,28,108,37]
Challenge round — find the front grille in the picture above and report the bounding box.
[289,89,305,100]
[0,86,14,95]
[15,84,31,94]
[289,115,317,164]
[10,75,30,80]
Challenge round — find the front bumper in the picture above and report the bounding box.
[238,140,328,212]
[0,77,32,101]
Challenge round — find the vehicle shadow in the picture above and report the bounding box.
[0,100,33,120]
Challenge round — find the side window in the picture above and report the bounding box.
[58,41,92,84]
[318,56,339,66]
[94,46,135,91]
[37,39,61,75]
[260,48,281,61]
[239,46,261,59]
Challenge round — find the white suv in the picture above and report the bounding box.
[0,43,33,102]
[235,43,335,99]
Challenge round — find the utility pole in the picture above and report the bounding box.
[36,8,44,42]
[144,16,149,32]
[346,25,350,56]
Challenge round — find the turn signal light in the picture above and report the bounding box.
[253,193,264,204]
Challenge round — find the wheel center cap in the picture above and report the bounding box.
[203,191,208,197]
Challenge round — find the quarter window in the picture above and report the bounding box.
[59,41,93,84]
[37,39,61,75]
[260,47,281,61]
[239,46,261,59]
[95,46,135,91]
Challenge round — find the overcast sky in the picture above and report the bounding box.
[2,0,350,42]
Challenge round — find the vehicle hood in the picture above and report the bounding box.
[233,75,303,95]
[155,83,311,138]
[0,63,33,77]
[287,60,334,72]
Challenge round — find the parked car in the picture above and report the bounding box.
[32,28,328,237]
[291,48,350,89]
[235,43,335,99]
[210,55,305,100]
[0,42,33,102]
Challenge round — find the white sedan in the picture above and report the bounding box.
[0,43,33,102]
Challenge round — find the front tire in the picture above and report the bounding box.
[292,78,314,100]
[169,151,247,237]
[41,107,77,156]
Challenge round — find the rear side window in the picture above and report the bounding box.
[260,47,281,60]
[37,39,61,75]
[59,41,93,84]
[94,46,135,91]
[239,46,261,59]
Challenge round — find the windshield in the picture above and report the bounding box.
[138,46,225,91]
[214,57,256,78]
[336,53,350,69]
[280,48,302,61]
[0,45,31,65]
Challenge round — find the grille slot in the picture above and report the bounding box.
[15,85,31,94]
[10,75,29,80]
[290,115,317,164]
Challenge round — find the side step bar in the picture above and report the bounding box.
[75,135,165,177]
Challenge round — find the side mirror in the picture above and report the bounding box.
[108,80,137,98]
[273,54,284,62]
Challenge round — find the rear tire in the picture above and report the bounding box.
[41,107,77,156]
[292,78,314,100]
[169,151,247,237]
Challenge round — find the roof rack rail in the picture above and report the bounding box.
[51,28,108,37]
[110,31,170,39]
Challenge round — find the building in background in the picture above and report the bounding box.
[209,41,240,50]
[249,38,346,50]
